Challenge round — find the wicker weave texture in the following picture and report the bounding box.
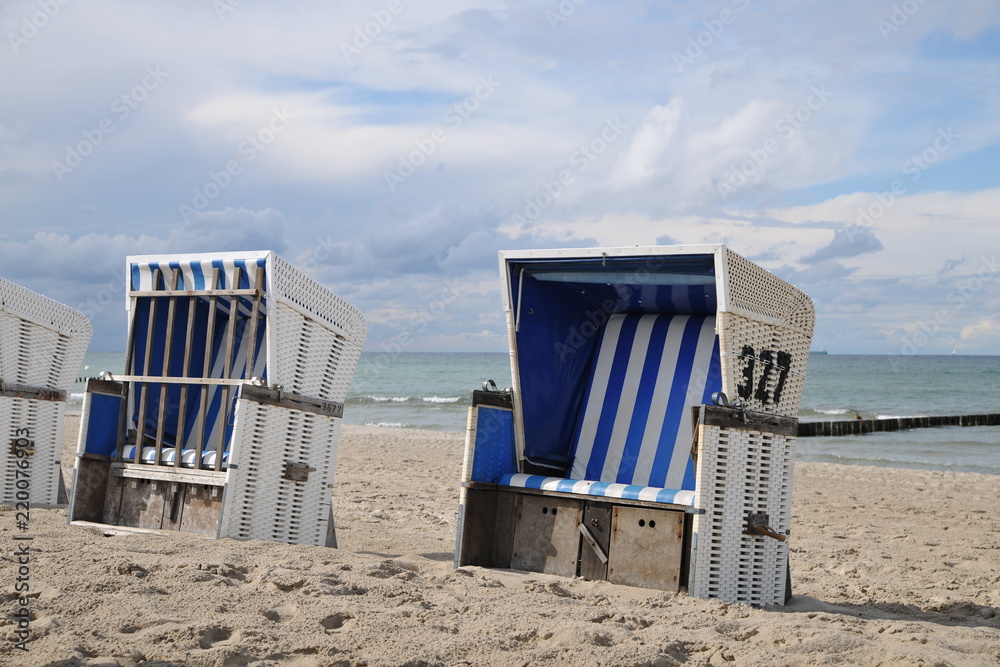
[267,256,366,400]
[0,397,65,505]
[221,398,340,546]
[716,248,814,418]
[0,278,92,390]
[721,248,815,335]
[0,279,90,505]
[717,312,813,418]
[270,304,361,401]
[690,423,794,606]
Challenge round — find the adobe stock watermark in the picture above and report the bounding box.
[853,126,958,234]
[51,66,168,182]
[298,233,340,276]
[508,116,627,226]
[715,84,831,201]
[891,254,999,364]
[553,256,667,361]
[546,0,587,30]
[6,0,72,54]
[178,107,294,220]
[214,0,244,21]
[673,0,752,73]
[877,0,931,40]
[77,266,129,321]
[383,74,501,192]
[340,0,410,63]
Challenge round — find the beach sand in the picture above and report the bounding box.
[2,416,998,666]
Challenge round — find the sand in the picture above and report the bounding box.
[1,416,998,666]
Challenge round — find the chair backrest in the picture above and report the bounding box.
[568,313,721,490]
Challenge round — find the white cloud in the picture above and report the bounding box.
[1,1,999,353]
[959,318,1000,348]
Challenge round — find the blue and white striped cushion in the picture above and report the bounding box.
[568,313,720,491]
[123,445,230,468]
[500,472,696,506]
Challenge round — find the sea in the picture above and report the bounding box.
[71,352,1000,476]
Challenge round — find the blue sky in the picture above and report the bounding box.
[1,0,998,355]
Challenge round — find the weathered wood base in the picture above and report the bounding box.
[459,485,689,592]
[71,459,225,537]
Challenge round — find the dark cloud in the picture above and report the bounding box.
[773,260,857,285]
[311,202,597,282]
[800,225,883,264]
[939,255,969,275]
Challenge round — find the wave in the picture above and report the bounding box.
[349,395,464,405]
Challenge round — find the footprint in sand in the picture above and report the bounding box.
[262,602,299,622]
[198,625,234,649]
[320,612,354,631]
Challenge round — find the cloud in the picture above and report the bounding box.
[1,1,999,355]
[939,255,970,274]
[0,208,287,283]
[801,225,884,264]
[959,318,1000,347]
[778,260,858,285]
[610,99,685,190]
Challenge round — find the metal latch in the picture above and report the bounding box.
[283,461,317,482]
[712,391,748,423]
[744,511,787,542]
[579,523,608,563]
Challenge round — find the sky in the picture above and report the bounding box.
[1,0,999,356]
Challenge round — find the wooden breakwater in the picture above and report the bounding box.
[798,413,1000,437]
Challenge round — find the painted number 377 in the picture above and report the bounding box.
[737,346,792,405]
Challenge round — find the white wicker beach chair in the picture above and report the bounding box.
[456,245,814,605]
[68,251,366,547]
[0,278,92,506]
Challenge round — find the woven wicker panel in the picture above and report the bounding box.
[267,256,366,400]
[269,255,366,344]
[0,278,91,390]
[690,422,794,606]
[717,248,814,418]
[0,397,65,505]
[0,280,89,506]
[221,398,340,546]
[722,249,815,335]
[717,312,812,418]
[269,303,362,400]
[0,277,93,338]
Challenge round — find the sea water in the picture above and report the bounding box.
[797,354,1000,475]
[70,352,1000,475]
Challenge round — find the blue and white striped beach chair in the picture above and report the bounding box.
[69,251,366,547]
[457,245,813,606]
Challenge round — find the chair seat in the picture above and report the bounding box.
[499,473,696,506]
[123,445,230,468]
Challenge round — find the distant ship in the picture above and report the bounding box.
[810,348,828,355]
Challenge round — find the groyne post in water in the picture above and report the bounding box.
[797,413,1000,437]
